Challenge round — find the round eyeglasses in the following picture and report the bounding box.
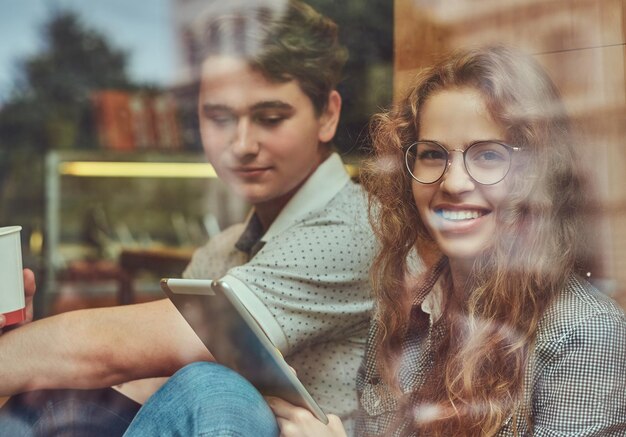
[404,140,520,185]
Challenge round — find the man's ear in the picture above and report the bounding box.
[318,90,342,143]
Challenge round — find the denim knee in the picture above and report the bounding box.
[170,361,271,412]
[172,362,257,397]
[126,362,278,437]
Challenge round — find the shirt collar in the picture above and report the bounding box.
[261,152,350,242]
[234,212,264,258]
[415,257,447,324]
[421,283,444,324]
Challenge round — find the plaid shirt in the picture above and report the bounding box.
[355,268,626,436]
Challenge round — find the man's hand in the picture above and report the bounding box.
[0,269,36,332]
[266,396,347,437]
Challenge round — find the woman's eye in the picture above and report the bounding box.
[476,150,505,161]
[468,142,510,164]
[418,150,446,161]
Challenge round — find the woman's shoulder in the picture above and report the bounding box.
[529,276,626,432]
[536,275,626,345]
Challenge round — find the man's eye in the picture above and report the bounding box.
[255,114,286,127]
[202,109,236,125]
[211,114,235,125]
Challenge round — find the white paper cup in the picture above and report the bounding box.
[0,226,25,325]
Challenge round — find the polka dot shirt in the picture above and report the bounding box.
[183,154,376,433]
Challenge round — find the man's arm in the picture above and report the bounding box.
[0,298,212,396]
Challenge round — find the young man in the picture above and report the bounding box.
[0,1,375,435]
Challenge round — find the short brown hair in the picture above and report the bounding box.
[196,0,348,115]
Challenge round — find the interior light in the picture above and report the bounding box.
[58,161,218,178]
[58,161,360,179]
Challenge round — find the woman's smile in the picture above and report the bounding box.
[432,205,492,234]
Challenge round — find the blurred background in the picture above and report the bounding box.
[395,0,626,310]
[0,0,624,317]
[0,0,393,315]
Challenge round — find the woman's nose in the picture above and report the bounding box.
[440,152,475,193]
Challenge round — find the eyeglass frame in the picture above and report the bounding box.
[403,140,521,186]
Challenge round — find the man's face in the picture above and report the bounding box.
[198,56,339,215]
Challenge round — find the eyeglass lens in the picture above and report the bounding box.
[405,141,512,185]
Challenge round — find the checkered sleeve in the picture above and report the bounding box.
[532,311,626,436]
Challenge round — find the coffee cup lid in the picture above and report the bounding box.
[0,226,22,236]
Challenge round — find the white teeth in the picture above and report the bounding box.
[439,210,482,221]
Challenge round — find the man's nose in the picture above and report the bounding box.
[231,118,259,157]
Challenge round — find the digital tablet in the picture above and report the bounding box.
[161,278,328,424]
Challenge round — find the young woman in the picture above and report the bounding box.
[269,46,626,436]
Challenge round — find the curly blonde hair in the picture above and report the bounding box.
[361,46,588,436]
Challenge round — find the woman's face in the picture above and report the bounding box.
[412,87,511,265]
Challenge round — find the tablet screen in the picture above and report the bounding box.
[161,278,328,424]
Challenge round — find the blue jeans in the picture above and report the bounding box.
[123,362,279,437]
[0,387,140,436]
